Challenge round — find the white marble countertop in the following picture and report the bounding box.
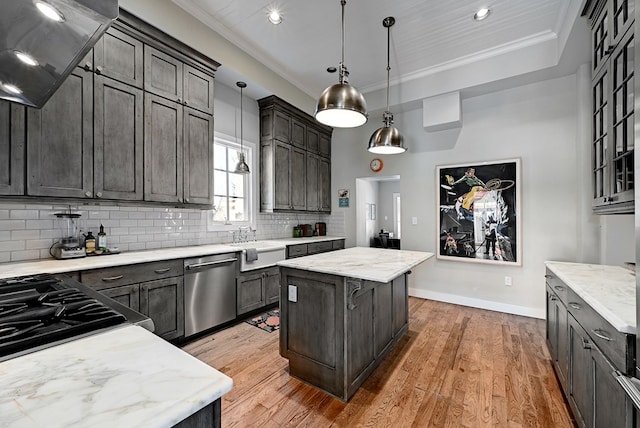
[278,246,434,283]
[545,261,636,334]
[0,325,233,428]
[0,236,345,279]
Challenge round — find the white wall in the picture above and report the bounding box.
[378,181,400,233]
[355,180,379,247]
[332,73,606,318]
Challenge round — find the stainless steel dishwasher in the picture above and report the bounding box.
[184,253,238,337]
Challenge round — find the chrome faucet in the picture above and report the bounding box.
[232,226,256,243]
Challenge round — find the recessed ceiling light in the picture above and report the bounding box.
[268,10,282,25]
[35,1,65,22]
[15,51,39,66]
[1,82,23,95]
[473,7,491,21]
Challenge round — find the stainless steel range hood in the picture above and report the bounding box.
[0,0,118,108]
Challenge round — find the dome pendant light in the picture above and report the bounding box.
[234,81,251,174]
[368,17,406,155]
[315,0,367,128]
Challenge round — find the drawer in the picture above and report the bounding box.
[545,268,568,305]
[308,241,333,254]
[81,259,183,290]
[332,239,345,250]
[566,287,631,372]
[287,244,308,258]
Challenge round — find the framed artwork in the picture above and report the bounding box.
[436,158,521,265]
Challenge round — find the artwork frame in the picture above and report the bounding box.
[436,158,521,266]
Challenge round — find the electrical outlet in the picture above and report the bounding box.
[412,216,418,225]
[288,285,298,302]
[504,276,512,286]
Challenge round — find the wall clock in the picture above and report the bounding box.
[370,158,383,173]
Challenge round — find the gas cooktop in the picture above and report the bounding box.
[0,274,128,361]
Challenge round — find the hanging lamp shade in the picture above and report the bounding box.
[368,16,406,154]
[234,81,250,174]
[314,0,367,128]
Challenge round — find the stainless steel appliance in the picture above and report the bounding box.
[184,254,238,337]
[1,0,118,107]
[315,222,327,236]
[50,210,85,259]
[0,273,153,362]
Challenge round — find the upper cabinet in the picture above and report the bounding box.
[258,96,333,213]
[12,10,220,207]
[585,0,635,213]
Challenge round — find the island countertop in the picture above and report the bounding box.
[545,261,636,334]
[0,325,233,428]
[277,246,434,283]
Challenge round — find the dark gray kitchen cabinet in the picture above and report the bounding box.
[319,132,331,158]
[93,26,144,88]
[568,314,593,428]
[100,283,141,310]
[0,101,25,196]
[94,75,144,201]
[259,95,332,213]
[140,276,185,341]
[546,280,569,389]
[184,107,214,204]
[144,45,183,103]
[584,0,635,213]
[237,266,280,315]
[26,69,93,198]
[144,93,184,203]
[184,65,214,115]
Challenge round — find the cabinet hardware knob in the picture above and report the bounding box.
[582,338,591,349]
[592,329,613,341]
[554,285,564,292]
[604,45,614,55]
[85,191,92,197]
[83,62,92,71]
[177,98,182,103]
[569,302,581,310]
[154,268,171,274]
[185,198,189,202]
[102,275,124,282]
[96,192,102,198]
[96,65,103,74]
[550,296,557,301]
[184,100,188,105]
[544,274,552,279]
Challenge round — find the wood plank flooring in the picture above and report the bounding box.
[182,297,575,427]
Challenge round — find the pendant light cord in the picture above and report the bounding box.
[385,19,390,115]
[339,0,347,84]
[240,86,243,153]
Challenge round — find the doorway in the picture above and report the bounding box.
[355,175,400,248]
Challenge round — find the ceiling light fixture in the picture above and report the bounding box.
[15,51,38,66]
[368,17,406,155]
[314,0,367,128]
[35,1,65,22]
[268,10,282,25]
[1,82,23,95]
[473,7,491,21]
[234,81,251,175]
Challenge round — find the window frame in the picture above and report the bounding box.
[207,132,257,231]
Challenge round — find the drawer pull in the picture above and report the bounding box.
[554,285,564,292]
[154,268,171,274]
[569,303,582,310]
[544,274,553,279]
[550,296,557,301]
[582,338,591,349]
[592,329,613,341]
[102,275,124,282]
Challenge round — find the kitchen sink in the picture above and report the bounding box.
[229,241,287,272]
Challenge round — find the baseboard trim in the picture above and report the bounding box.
[409,288,545,319]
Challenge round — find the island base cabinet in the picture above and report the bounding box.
[173,399,221,428]
[280,268,409,401]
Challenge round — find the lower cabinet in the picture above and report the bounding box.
[237,266,280,315]
[140,277,185,341]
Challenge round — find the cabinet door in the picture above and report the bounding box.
[93,27,144,88]
[306,127,319,153]
[546,289,559,362]
[374,281,393,358]
[609,30,634,206]
[273,111,291,143]
[306,153,319,211]
[0,101,25,195]
[319,132,331,158]
[264,268,280,305]
[592,65,610,209]
[183,107,213,204]
[592,344,630,428]
[568,315,593,428]
[274,141,292,210]
[144,93,184,203]
[319,157,331,212]
[100,284,140,311]
[237,273,265,315]
[290,118,306,149]
[184,65,214,115]
[27,70,93,198]
[140,276,185,340]
[94,76,143,200]
[591,2,610,76]
[391,274,408,338]
[291,146,306,210]
[144,45,183,103]
[611,0,634,46]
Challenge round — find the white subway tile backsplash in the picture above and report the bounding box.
[26,220,53,230]
[0,220,26,231]
[145,242,161,250]
[0,252,10,263]
[11,250,40,262]
[0,210,9,220]
[10,210,39,220]
[11,230,40,241]
[26,239,55,250]
[128,243,146,251]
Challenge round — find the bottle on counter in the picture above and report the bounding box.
[97,224,107,251]
[85,231,96,254]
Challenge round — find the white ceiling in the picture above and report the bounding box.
[172,0,589,111]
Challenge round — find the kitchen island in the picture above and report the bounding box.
[277,247,433,401]
[0,325,233,428]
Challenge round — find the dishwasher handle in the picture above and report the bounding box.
[185,258,238,270]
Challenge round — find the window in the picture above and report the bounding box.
[210,134,255,227]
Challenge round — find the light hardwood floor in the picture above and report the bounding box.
[183,297,575,427]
